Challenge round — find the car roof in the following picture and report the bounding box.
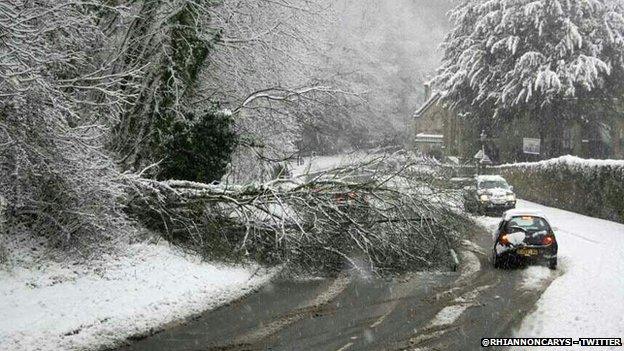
[503,209,549,222]
[475,175,507,182]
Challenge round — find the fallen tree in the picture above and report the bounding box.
[125,156,471,275]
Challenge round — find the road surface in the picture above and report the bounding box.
[116,201,568,351]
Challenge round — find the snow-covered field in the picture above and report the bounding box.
[0,242,275,351]
[511,200,624,342]
[290,151,383,176]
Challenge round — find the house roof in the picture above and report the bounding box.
[413,92,442,118]
[414,133,444,144]
[416,133,443,139]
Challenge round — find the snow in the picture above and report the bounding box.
[512,200,624,343]
[436,0,624,113]
[473,199,624,346]
[290,151,381,177]
[505,231,528,246]
[456,249,481,285]
[0,242,275,351]
[415,133,444,139]
[520,266,554,290]
[497,154,624,170]
[476,174,507,182]
[429,304,471,327]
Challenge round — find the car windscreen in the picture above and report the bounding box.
[506,216,550,232]
[479,180,509,189]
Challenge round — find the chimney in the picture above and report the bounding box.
[424,82,432,101]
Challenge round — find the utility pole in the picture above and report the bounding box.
[474,130,492,175]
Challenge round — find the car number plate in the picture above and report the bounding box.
[517,248,538,256]
[492,197,506,204]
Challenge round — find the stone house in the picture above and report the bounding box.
[412,85,472,159]
[413,85,624,163]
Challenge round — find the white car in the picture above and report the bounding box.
[463,175,517,215]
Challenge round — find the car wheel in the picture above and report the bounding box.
[493,254,502,269]
[548,258,557,270]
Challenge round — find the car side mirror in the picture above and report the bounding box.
[509,186,514,192]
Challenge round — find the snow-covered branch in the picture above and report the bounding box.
[435,0,624,117]
[125,156,467,274]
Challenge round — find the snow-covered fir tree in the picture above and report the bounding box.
[434,0,624,121]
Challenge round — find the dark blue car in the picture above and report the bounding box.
[492,209,558,270]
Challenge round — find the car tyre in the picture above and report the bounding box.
[548,258,557,270]
[493,254,503,269]
[476,206,485,216]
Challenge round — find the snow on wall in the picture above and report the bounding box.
[496,155,624,171]
[493,155,624,223]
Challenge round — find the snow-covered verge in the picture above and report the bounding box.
[511,200,624,345]
[0,241,275,351]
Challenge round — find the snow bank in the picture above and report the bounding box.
[0,242,275,351]
[513,200,624,344]
[497,154,624,170]
[519,266,554,290]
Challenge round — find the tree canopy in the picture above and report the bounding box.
[434,0,624,121]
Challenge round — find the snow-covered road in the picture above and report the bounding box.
[510,200,624,342]
[295,153,624,343]
[112,197,623,351]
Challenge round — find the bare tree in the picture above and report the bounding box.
[103,0,222,171]
[0,0,140,251]
[200,0,371,182]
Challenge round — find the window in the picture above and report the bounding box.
[506,216,550,232]
[478,180,509,190]
[563,128,573,150]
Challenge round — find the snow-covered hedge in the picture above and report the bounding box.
[495,156,624,223]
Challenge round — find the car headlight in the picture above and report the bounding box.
[479,194,490,202]
[506,194,516,202]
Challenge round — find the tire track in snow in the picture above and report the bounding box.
[226,275,352,347]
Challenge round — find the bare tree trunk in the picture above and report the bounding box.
[0,195,6,234]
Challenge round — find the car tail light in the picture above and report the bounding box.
[542,236,555,246]
[499,234,510,245]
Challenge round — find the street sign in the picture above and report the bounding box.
[473,149,484,159]
[480,153,492,165]
[473,149,492,165]
[523,138,541,155]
